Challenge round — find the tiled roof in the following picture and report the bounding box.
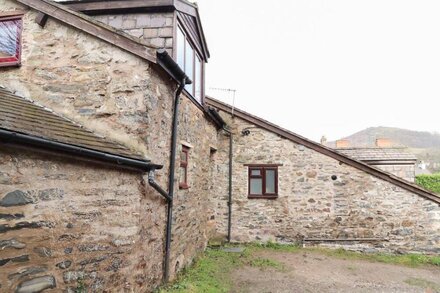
[336,148,417,162]
[0,87,146,161]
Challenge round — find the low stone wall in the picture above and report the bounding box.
[0,147,168,292]
[211,112,440,255]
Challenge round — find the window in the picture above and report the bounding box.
[0,14,23,67]
[179,146,190,189]
[248,166,278,198]
[176,25,204,104]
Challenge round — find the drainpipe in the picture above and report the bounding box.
[155,49,191,283]
[163,77,186,282]
[222,127,233,242]
[207,108,234,243]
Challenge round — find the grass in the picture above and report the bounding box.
[158,243,440,293]
[404,277,440,291]
[315,247,440,268]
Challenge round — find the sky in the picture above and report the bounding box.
[195,0,440,142]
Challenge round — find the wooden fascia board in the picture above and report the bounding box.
[65,0,175,14]
[194,9,210,59]
[16,0,156,64]
[174,0,197,17]
[205,97,440,204]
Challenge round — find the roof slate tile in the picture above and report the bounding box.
[0,87,146,161]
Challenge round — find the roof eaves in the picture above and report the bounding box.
[205,96,440,204]
[16,0,157,64]
[0,128,162,172]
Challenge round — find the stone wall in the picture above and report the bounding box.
[0,147,163,292]
[0,1,219,291]
[94,12,174,55]
[211,111,440,254]
[374,164,415,183]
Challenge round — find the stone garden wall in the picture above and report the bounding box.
[0,1,218,291]
[211,110,440,254]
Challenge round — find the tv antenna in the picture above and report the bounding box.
[209,87,237,117]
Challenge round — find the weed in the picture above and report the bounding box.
[249,257,284,271]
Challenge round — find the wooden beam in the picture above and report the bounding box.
[35,12,48,27]
[15,0,156,64]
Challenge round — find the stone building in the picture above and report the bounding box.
[0,0,439,292]
[335,139,417,182]
[206,97,440,254]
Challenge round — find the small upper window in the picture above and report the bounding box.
[179,145,190,189]
[176,24,203,104]
[0,14,23,67]
[248,165,278,198]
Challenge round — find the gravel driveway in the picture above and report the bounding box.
[231,250,440,293]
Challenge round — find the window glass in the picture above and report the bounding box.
[176,26,185,70]
[194,56,202,102]
[0,20,18,57]
[265,170,276,194]
[184,40,194,94]
[180,150,187,162]
[248,166,279,197]
[251,169,261,176]
[250,178,263,195]
[179,166,186,185]
[0,16,22,67]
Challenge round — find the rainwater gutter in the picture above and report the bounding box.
[0,128,162,171]
[154,49,192,282]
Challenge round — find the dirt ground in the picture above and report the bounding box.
[231,250,440,293]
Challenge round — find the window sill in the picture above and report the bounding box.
[248,195,278,200]
[179,183,190,190]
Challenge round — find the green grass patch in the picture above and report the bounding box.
[416,173,440,194]
[312,247,440,268]
[158,248,248,293]
[249,257,284,271]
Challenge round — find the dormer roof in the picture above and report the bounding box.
[61,0,210,61]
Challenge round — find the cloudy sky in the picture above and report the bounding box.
[196,0,440,142]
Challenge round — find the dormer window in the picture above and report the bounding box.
[0,14,23,67]
[176,24,204,104]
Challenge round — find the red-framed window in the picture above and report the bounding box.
[248,166,278,199]
[179,146,190,189]
[0,14,23,67]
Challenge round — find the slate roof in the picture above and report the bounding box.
[0,87,146,161]
[336,148,417,163]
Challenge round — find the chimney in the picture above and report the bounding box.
[336,139,350,148]
[320,136,327,146]
[376,138,392,148]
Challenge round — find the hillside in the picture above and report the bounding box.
[329,127,440,172]
[329,127,440,149]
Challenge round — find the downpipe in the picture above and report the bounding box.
[223,127,233,243]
